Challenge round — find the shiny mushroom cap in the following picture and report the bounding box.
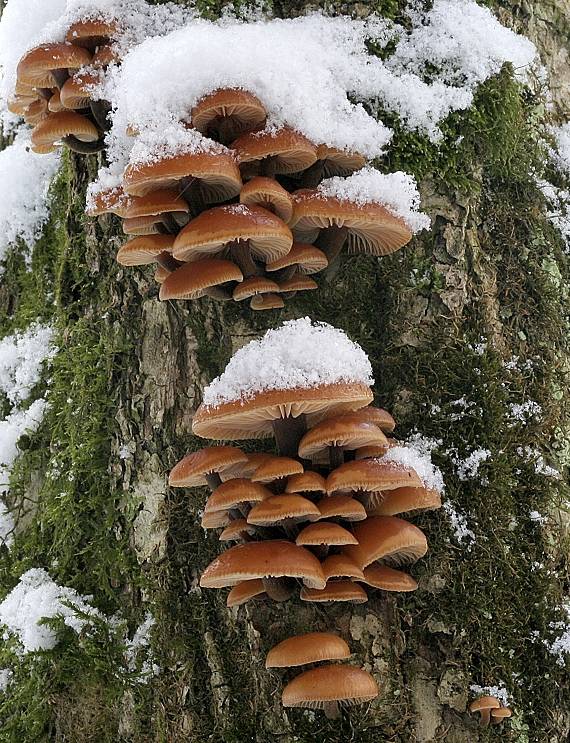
[247,494,320,526]
[251,456,304,483]
[266,632,351,668]
[233,127,318,176]
[60,72,100,109]
[300,580,368,603]
[173,204,292,263]
[354,406,396,432]
[343,516,428,569]
[266,243,328,275]
[290,191,412,256]
[31,111,99,147]
[232,276,280,302]
[169,446,247,488]
[239,176,293,222]
[491,708,512,724]
[191,88,267,142]
[201,510,231,529]
[226,578,266,607]
[204,479,272,513]
[317,495,367,522]
[298,413,389,460]
[122,215,163,236]
[250,293,284,311]
[281,665,379,711]
[369,486,442,517]
[48,89,64,113]
[159,259,243,301]
[296,521,358,546]
[124,189,189,219]
[116,235,175,266]
[359,564,418,592]
[322,554,365,581]
[315,145,366,178]
[200,540,326,589]
[279,275,318,294]
[219,519,257,541]
[285,471,326,494]
[65,18,119,49]
[326,460,423,496]
[17,43,92,87]
[86,186,131,217]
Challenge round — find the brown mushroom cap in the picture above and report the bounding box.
[232,276,280,302]
[279,275,318,294]
[86,186,131,217]
[247,495,320,526]
[491,708,512,723]
[65,19,119,49]
[469,696,501,713]
[354,444,395,460]
[222,452,275,480]
[239,176,293,222]
[116,235,175,266]
[290,191,412,256]
[172,204,292,263]
[17,43,92,88]
[159,259,243,301]
[48,89,64,113]
[31,111,99,147]
[91,44,121,69]
[353,407,396,432]
[296,521,357,546]
[60,72,100,109]
[326,460,423,496]
[191,88,267,140]
[219,518,257,541]
[233,127,318,176]
[31,142,58,155]
[7,94,37,116]
[201,510,232,529]
[124,189,189,220]
[123,150,242,200]
[226,578,266,606]
[23,98,48,126]
[169,446,248,488]
[122,215,164,236]
[266,633,351,668]
[298,413,389,460]
[282,665,379,709]
[204,479,272,513]
[322,554,365,581]
[266,243,328,275]
[199,540,326,589]
[192,383,373,441]
[251,456,304,483]
[285,471,326,494]
[343,516,428,569]
[358,564,418,592]
[315,145,366,178]
[317,495,367,522]
[300,580,368,603]
[369,486,442,517]
[154,265,169,283]
[250,293,284,311]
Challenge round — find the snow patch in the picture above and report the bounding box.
[443,501,475,549]
[469,683,510,706]
[455,448,491,481]
[381,433,444,493]
[0,323,56,405]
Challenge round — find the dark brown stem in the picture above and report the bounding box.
[271,415,307,458]
[37,88,52,101]
[329,445,344,470]
[205,473,222,491]
[160,213,180,235]
[229,240,259,278]
[157,252,182,273]
[204,285,234,301]
[62,135,105,154]
[280,519,299,540]
[300,159,325,188]
[179,177,206,217]
[261,577,295,602]
[272,265,297,283]
[51,68,68,89]
[316,225,349,264]
[259,156,277,177]
[479,710,491,728]
[323,701,341,720]
[89,99,111,131]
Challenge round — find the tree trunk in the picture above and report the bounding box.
[1,1,569,742]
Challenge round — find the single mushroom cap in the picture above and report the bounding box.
[60,72,100,109]
[226,578,266,607]
[298,413,389,461]
[48,89,64,113]
[124,189,189,222]
[191,88,267,143]
[343,516,428,569]
[290,190,412,256]
[296,521,358,546]
[219,519,258,541]
[204,479,272,513]
[91,44,121,69]
[355,444,396,460]
[222,452,275,480]
[199,540,326,589]
[122,215,164,236]
[315,145,366,178]
[169,446,248,488]
[322,554,365,581]
[281,665,379,712]
[469,696,501,727]
[490,708,512,723]
[31,111,99,148]
[369,486,442,517]
[86,186,131,217]
[7,94,37,116]
[233,127,318,177]
[285,471,326,494]
[247,494,320,526]
[326,460,423,496]
[266,243,328,275]
[233,276,280,302]
[317,495,367,522]
[159,259,243,301]
[23,98,48,126]
[353,407,396,432]
[358,564,418,592]
[17,43,92,88]
[279,275,318,294]
[173,204,292,263]
[123,150,242,200]
[65,18,119,49]
[251,456,304,484]
[116,235,176,266]
[154,265,170,283]
[266,632,351,668]
[201,510,232,529]
[300,580,368,603]
[239,177,293,222]
[250,293,284,311]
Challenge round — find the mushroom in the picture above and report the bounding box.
[469,696,501,727]
[17,43,92,90]
[322,553,365,581]
[219,519,259,542]
[247,494,320,539]
[290,190,412,264]
[172,204,292,277]
[232,276,281,302]
[159,259,244,302]
[60,71,110,131]
[300,580,368,604]
[266,632,351,668]
[201,511,231,529]
[491,707,512,725]
[124,189,190,235]
[300,145,366,187]
[316,495,367,522]
[22,98,48,126]
[281,665,378,719]
[368,486,442,517]
[285,471,327,497]
[352,407,396,433]
[31,111,102,154]
[204,479,272,519]
[250,293,284,311]
[239,177,293,222]
[168,446,248,490]
[199,539,326,601]
[48,89,64,113]
[191,88,267,145]
[278,274,318,297]
[326,460,423,509]
[250,456,304,491]
[226,578,266,607]
[65,18,119,50]
[116,235,182,273]
[357,564,418,592]
[343,516,428,569]
[232,127,318,179]
[266,243,328,282]
[91,44,121,69]
[85,186,132,218]
[296,521,358,558]
[298,412,389,468]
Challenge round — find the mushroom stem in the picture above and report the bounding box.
[259,156,277,177]
[272,415,307,458]
[261,577,295,602]
[216,117,237,146]
[62,135,105,154]
[229,239,259,277]
[300,159,325,188]
[205,473,222,491]
[316,225,349,264]
[329,445,344,469]
[204,285,234,301]
[281,519,299,540]
[323,701,341,720]
[51,68,68,89]
[157,252,182,273]
[479,709,491,727]
[272,265,298,283]
[160,213,181,235]
[37,88,53,101]
[179,177,206,217]
[89,99,111,131]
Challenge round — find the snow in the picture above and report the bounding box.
[546,602,570,667]
[456,448,491,481]
[0,129,60,269]
[0,323,55,405]
[0,400,48,495]
[538,179,570,250]
[516,446,560,478]
[125,612,159,679]
[0,668,12,692]
[316,168,430,233]
[201,318,373,407]
[0,568,102,653]
[381,433,445,493]
[125,124,231,168]
[0,501,15,550]
[469,683,510,706]
[507,400,542,424]
[529,510,546,524]
[550,122,570,175]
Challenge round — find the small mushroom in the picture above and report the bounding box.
[239,177,293,222]
[357,564,418,592]
[226,579,266,607]
[17,43,92,89]
[266,243,328,281]
[250,293,285,311]
[219,519,258,542]
[278,274,318,297]
[85,186,132,218]
[232,127,317,178]
[469,696,501,727]
[285,471,327,497]
[65,18,119,50]
[321,554,364,582]
[204,479,272,519]
[491,707,512,725]
[251,456,304,490]
[344,516,428,570]
[266,632,351,668]
[300,144,366,187]
[232,276,281,302]
[191,88,267,144]
[124,189,190,235]
[159,259,244,302]
[316,495,367,522]
[296,521,358,558]
[31,111,102,154]
[368,486,442,517]
[300,580,368,604]
[169,446,248,490]
[247,494,320,538]
[326,460,423,509]
[116,235,181,273]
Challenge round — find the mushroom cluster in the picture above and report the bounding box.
[469,696,513,727]
[10,17,120,154]
[266,632,379,718]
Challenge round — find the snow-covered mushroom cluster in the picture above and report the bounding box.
[169,319,442,716]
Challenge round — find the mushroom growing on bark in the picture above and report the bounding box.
[116,235,181,274]
[343,516,428,569]
[247,494,320,539]
[31,111,102,154]
[204,479,272,519]
[250,293,285,311]
[300,580,368,604]
[301,145,366,187]
[169,446,248,491]
[357,564,418,592]
[17,43,92,90]
[266,633,351,668]
[469,696,501,727]
[191,88,267,144]
[239,177,293,222]
[232,127,317,179]
[159,259,244,302]
[326,460,423,509]
[124,189,190,235]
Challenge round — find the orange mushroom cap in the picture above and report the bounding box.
[251,456,303,483]
[65,18,119,49]
[298,413,389,460]
[31,111,99,147]
[169,446,248,488]
[233,127,317,175]
[266,632,351,668]
[239,176,293,222]
[296,521,358,546]
[86,186,131,217]
[219,519,257,541]
[60,72,100,109]
[204,479,272,513]
[250,293,284,311]
[159,259,243,301]
[116,235,175,266]
[314,144,366,178]
[247,494,320,526]
[358,564,418,592]
[301,580,368,603]
[369,486,442,517]
[279,275,318,294]
[285,471,326,494]
[322,554,365,581]
[232,276,280,302]
[226,578,266,607]
[343,516,428,569]
[282,665,378,709]
[326,460,423,496]
[191,88,267,141]
[317,495,367,522]
[266,243,328,275]
[17,43,92,88]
